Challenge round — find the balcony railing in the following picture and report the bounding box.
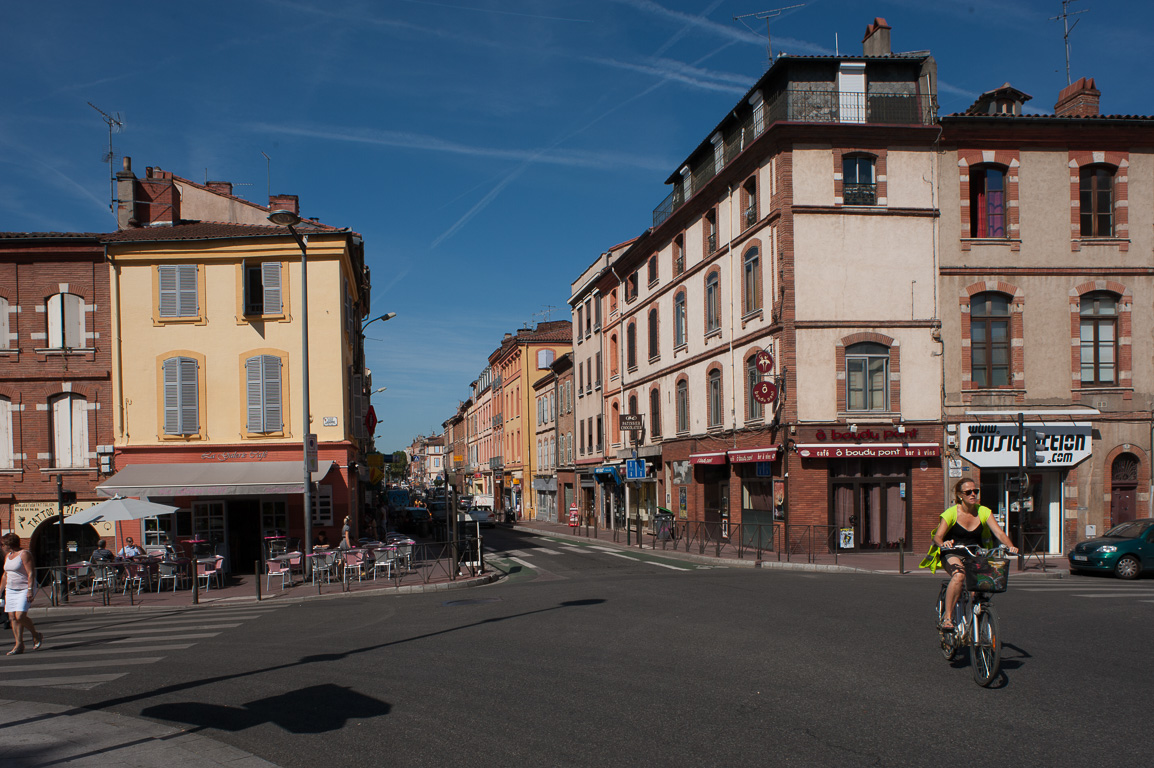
[652,88,933,228]
[842,182,877,205]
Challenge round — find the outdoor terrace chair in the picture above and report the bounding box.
[157,561,186,591]
[342,549,367,582]
[90,563,116,594]
[197,555,224,590]
[371,547,398,579]
[122,562,146,594]
[266,558,292,591]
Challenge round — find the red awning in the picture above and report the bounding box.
[795,443,940,459]
[689,452,727,465]
[728,446,780,463]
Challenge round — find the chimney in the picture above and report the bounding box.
[206,180,234,196]
[1055,77,1100,117]
[115,156,137,229]
[862,17,891,56]
[136,167,180,226]
[269,194,299,215]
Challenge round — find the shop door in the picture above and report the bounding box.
[227,498,262,574]
[1111,454,1139,526]
[702,466,729,538]
[832,481,908,551]
[193,500,228,570]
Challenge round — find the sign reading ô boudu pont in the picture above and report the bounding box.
[809,427,920,442]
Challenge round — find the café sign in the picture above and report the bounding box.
[959,422,1092,469]
[796,443,940,459]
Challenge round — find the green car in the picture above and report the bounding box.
[1068,519,1154,579]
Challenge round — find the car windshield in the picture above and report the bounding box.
[1102,521,1154,539]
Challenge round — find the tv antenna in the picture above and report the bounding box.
[88,102,124,217]
[533,305,558,324]
[734,4,805,67]
[1050,0,1089,86]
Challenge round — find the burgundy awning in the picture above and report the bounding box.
[795,443,940,459]
[689,452,727,465]
[728,446,780,463]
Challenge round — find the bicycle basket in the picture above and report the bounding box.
[966,556,1009,593]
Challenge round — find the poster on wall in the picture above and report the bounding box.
[839,528,854,549]
[678,486,687,519]
[671,461,691,485]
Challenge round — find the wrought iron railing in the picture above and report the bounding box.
[843,182,877,205]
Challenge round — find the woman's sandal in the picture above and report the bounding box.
[33,633,43,650]
[6,646,24,656]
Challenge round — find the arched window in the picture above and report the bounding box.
[648,308,659,360]
[626,322,637,369]
[647,254,658,285]
[704,210,718,254]
[650,388,661,437]
[46,292,85,349]
[610,334,619,377]
[705,271,721,333]
[970,293,1011,388]
[746,356,763,420]
[0,395,13,469]
[743,247,761,314]
[611,401,620,445]
[970,164,1007,237]
[845,342,889,412]
[842,155,876,205]
[742,176,757,229]
[676,379,689,433]
[1080,292,1118,385]
[1080,164,1115,237]
[0,296,10,350]
[708,369,723,427]
[674,292,687,348]
[674,234,685,275]
[50,393,88,468]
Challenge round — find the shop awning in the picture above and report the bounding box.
[97,460,336,498]
[728,446,780,463]
[690,452,727,465]
[796,443,940,459]
[593,466,622,484]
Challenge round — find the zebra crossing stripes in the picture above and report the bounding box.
[1,604,286,691]
[1016,581,1154,601]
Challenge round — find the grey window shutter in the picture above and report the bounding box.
[262,263,282,315]
[65,294,84,348]
[264,355,282,430]
[246,357,264,432]
[177,265,198,317]
[163,358,180,434]
[159,267,178,318]
[179,357,199,433]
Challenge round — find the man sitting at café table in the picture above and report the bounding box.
[90,540,114,562]
[116,537,145,559]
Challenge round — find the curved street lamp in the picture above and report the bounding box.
[268,209,313,572]
[362,312,396,331]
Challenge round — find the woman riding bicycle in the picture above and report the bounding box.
[931,479,1017,630]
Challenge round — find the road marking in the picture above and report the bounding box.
[508,556,537,570]
[604,552,639,561]
[108,633,221,643]
[559,546,592,553]
[644,561,690,571]
[1070,593,1154,598]
[590,546,621,553]
[0,674,127,688]
[1,657,164,673]
[16,645,194,658]
[537,549,564,555]
[48,624,241,638]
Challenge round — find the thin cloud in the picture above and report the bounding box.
[395,0,593,24]
[246,122,668,172]
[581,54,750,94]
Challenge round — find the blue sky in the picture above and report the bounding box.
[3,1,1151,453]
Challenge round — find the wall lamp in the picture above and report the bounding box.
[363,312,396,331]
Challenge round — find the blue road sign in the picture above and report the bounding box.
[626,459,646,480]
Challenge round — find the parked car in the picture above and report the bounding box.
[457,495,474,511]
[403,506,432,536]
[1068,519,1154,579]
[462,505,495,528]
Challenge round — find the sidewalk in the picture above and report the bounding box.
[512,518,1070,578]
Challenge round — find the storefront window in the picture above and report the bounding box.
[829,459,908,550]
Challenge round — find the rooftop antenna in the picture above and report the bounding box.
[262,151,271,199]
[734,4,805,67]
[1050,0,1089,85]
[88,102,124,217]
[533,305,558,324]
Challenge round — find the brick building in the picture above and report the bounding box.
[0,233,115,566]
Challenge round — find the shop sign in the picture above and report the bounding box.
[959,422,1092,468]
[690,452,727,465]
[728,447,780,463]
[202,450,270,461]
[811,427,920,442]
[13,501,109,539]
[796,443,939,459]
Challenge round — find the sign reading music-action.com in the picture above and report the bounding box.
[958,422,1092,469]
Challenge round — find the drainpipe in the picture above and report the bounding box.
[107,246,125,443]
[610,263,626,533]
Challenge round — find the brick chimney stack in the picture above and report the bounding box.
[269,194,299,215]
[114,157,181,228]
[1055,77,1100,117]
[206,181,234,196]
[862,17,891,56]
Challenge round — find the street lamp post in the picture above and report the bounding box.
[269,210,313,576]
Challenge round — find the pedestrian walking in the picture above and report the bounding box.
[2,532,43,655]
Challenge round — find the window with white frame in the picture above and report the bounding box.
[46,293,85,349]
[1080,292,1118,385]
[845,342,890,412]
[674,292,686,348]
[50,393,88,468]
[245,355,283,433]
[0,296,10,350]
[0,396,13,469]
[312,484,333,525]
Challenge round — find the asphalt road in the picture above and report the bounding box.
[6,526,1153,767]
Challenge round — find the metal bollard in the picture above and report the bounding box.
[256,560,262,602]
[898,538,905,574]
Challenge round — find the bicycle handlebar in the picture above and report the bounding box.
[940,544,1011,557]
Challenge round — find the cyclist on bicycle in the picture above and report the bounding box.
[929,479,1017,630]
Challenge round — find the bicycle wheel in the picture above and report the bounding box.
[971,604,1001,687]
[936,586,956,660]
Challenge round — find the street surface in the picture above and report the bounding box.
[4,526,1152,767]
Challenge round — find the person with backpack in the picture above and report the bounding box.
[927,479,1017,630]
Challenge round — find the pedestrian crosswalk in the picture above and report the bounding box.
[486,539,709,572]
[1,604,286,690]
[1016,579,1154,603]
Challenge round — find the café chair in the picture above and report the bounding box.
[265,558,292,591]
[197,555,224,590]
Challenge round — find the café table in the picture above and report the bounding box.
[307,550,340,584]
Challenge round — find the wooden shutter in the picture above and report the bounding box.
[263,355,282,430]
[0,298,9,350]
[71,396,88,467]
[65,294,84,348]
[47,294,63,348]
[246,357,264,432]
[262,263,282,315]
[351,373,364,438]
[52,396,71,467]
[0,398,11,469]
[158,266,178,317]
[177,265,198,317]
[163,358,181,434]
[179,357,199,433]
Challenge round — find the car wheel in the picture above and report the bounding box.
[1114,555,1141,580]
